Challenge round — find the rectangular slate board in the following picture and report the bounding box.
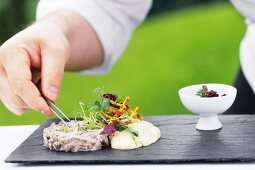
[5,115,255,164]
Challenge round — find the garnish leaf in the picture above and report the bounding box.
[60,125,70,133]
[95,101,101,110]
[127,128,139,137]
[87,121,95,129]
[115,124,128,132]
[98,122,104,128]
[196,85,220,98]
[196,85,208,97]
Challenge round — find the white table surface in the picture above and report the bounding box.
[1,125,255,170]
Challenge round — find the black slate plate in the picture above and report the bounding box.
[5,115,255,164]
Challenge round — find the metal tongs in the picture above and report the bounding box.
[36,80,70,123]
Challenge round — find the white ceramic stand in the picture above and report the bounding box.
[179,84,237,131]
[196,115,222,131]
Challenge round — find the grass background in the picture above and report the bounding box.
[0,2,245,126]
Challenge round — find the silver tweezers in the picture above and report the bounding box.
[46,99,70,123]
[36,80,70,123]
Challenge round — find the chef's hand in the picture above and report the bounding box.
[0,10,103,116]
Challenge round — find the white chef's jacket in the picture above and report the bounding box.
[36,0,152,75]
[230,0,255,93]
[37,0,255,94]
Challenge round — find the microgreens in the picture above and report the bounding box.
[196,85,209,97]
[196,85,221,98]
[74,87,143,138]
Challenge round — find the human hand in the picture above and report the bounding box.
[0,9,103,116]
[0,19,70,116]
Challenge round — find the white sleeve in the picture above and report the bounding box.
[36,0,152,75]
[230,0,255,24]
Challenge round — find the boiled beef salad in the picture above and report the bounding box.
[43,88,161,152]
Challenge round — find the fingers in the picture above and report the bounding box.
[41,42,69,101]
[1,100,28,116]
[31,68,41,84]
[1,49,52,116]
[0,21,69,116]
[0,66,29,115]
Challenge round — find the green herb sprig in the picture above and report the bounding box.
[73,87,142,138]
[196,85,208,97]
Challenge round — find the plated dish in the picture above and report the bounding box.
[43,88,161,152]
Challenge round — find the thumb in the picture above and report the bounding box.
[41,46,69,101]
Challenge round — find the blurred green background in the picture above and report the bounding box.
[0,0,245,125]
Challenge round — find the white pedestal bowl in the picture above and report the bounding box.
[179,84,237,131]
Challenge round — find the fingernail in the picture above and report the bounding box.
[47,86,59,99]
[41,110,51,116]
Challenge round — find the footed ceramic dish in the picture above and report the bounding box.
[179,83,237,130]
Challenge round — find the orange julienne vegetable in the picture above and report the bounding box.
[101,96,143,125]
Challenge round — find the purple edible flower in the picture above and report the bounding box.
[103,124,116,135]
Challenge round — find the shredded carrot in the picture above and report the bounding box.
[102,96,142,125]
[102,112,123,124]
[137,114,143,121]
